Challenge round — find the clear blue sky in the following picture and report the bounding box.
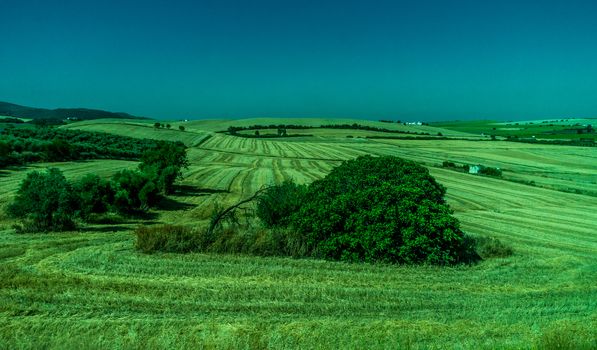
[1,0,596,120]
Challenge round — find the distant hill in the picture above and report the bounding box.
[0,101,149,121]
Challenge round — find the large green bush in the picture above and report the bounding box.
[290,155,477,265]
[256,181,307,228]
[7,168,80,232]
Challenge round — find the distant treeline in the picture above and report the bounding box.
[505,136,595,147]
[224,124,313,134]
[0,127,179,168]
[231,133,313,139]
[365,135,447,140]
[320,124,431,135]
[223,123,432,136]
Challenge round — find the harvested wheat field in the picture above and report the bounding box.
[1,119,595,349]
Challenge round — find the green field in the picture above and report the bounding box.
[434,118,596,141]
[1,118,596,348]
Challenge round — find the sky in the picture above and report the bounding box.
[1,0,597,121]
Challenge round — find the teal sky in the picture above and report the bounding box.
[1,0,597,120]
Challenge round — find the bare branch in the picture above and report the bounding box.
[206,186,272,238]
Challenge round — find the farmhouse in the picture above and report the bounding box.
[468,165,481,174]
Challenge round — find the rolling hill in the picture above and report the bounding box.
[1,118,595,348]
[0,101,148,121]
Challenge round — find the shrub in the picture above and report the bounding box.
[474,236,513,258]
[479,166,502,177]
[442,160,456,168]
[86,212,126,225]
[200,226,307,257]
[111,169,159,213]
[134,225,202,253]
[74,174,114,218]
[140,141,188,194]
[44,138,73,161]
[8,168,79,232]
[290,155,478,265]
[256,181,307,228]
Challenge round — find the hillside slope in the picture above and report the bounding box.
[0,101,147,121]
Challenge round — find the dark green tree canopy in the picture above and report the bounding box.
[291,155,476,265]
[139,141,189,194]
[8,168,79,232]
[74,174,114,218]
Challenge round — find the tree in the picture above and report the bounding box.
[139,141,188,194]
[74,174,114,218]
[154,122,161,129]
[166,124,171,129]
[44,138,73,161]
[111,169,159,213]
[179,125,185,132]
[0,141,11,168]
[289,155,477,265]
[8,168,79,232]
[255,130,260,136]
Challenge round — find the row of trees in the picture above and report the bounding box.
[225,123,432,136]
[8,141,188,232]
[153,122,185,131]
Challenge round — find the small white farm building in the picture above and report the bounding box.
[468,165,481,174]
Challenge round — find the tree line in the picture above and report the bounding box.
[0,127,173,168]
[224,123,432,136]
[8,141,189,232]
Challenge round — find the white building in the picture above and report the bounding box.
[468,165,481,174]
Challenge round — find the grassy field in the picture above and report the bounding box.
[1,118,596,349]
[61,119,211,147]
[434,118,596,141]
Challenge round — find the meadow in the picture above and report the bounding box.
[1,118,596,349]
[433,118,596,141]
